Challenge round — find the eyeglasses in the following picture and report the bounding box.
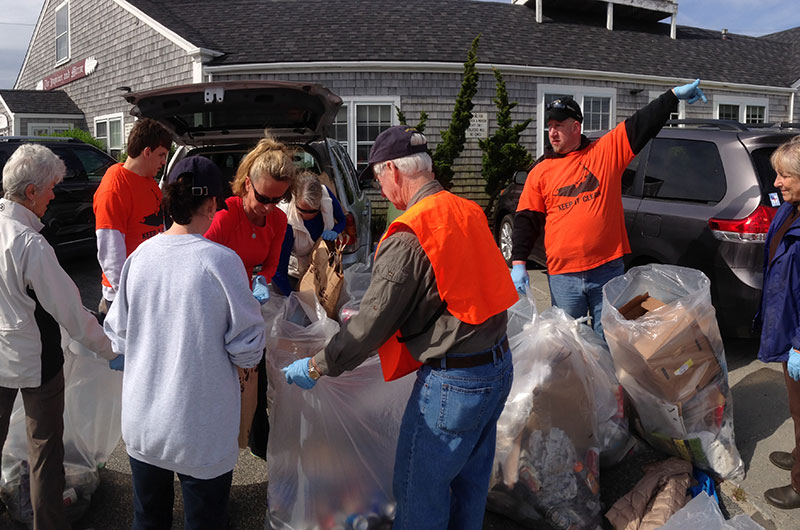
[296,205,320,215]
[251,184,284,205]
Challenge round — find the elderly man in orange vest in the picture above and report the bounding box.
[282,125,518,530]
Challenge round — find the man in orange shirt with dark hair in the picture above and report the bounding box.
[511,80,706,335]
[93,118,172,316]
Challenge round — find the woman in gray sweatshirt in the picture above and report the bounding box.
[104,156,266,529]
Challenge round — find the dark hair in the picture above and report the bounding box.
[162,174,214,225]
[127,118,172,158]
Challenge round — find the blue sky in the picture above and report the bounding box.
[1,0,800,89]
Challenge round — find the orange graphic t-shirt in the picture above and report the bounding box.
[517,122,634,275]
[93,163,163,287]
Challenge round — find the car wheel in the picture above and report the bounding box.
[498,214,514,267]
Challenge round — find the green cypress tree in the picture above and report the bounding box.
[479,68,533,217]
[395,106,428,133]
[432,34,481,189]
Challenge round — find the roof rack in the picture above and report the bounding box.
[743,122,800,130]
[0,136,82,142]
[664,119,748,131]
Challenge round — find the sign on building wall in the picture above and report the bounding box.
[465,112,488,139]
[38,57,98,90]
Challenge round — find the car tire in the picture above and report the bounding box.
[497,213,514,267]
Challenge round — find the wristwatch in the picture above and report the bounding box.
[308,358,321,380]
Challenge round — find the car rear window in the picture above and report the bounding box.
[750,146,782,206]
[643,138,726,203]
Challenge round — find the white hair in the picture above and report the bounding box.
[373,152,433,179]
[294,172,323,209]
[2,144,65,201]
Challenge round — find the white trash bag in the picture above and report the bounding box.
[264,291,413,530]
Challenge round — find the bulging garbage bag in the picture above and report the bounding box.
[0,332,122,525]
[601,264,744,481]
[264,291,413,530]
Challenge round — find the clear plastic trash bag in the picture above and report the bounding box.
[601,264,744,481]
[659,491,765,530]
[264,291,413,530]
[0,331,122,525]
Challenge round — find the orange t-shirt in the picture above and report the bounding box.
[516,122,633,275]
[93,164,164,288]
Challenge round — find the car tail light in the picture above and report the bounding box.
[340,212,358,253]
[708,205,777,242]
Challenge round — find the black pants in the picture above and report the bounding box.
[248,355,269,458]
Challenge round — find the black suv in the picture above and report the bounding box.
[494,120,799,338]
[0,136,116,258]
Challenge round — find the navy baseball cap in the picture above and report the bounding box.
[358,126,430,182]
[546,96,583,123]
[168,156,227,209]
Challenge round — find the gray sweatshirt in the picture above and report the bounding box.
[104,233,265,479]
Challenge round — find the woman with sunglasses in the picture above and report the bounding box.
[272,171,347,295]
[204,136,296,461]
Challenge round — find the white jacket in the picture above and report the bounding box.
[280,186,335,278]
[0,198,114,388]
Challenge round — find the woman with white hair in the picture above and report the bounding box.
[272,171,346,295]
[0,143,117,530]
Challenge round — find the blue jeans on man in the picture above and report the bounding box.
[129,457,233,530]
[392,343,513,530]
[547,257,624,336]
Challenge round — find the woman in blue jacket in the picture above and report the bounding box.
[759,135,800,510]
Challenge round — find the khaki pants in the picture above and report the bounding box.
[0,370,67,530]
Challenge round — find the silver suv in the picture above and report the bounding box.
[123,81,372,267]
[494,120,799,338]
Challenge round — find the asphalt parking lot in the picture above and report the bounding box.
[1,256,798,529]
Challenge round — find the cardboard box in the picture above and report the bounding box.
[617,293,721,404]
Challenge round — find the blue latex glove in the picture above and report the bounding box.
[281,357,317,389]
[789,348,800,382]
[321,230,339,242]
[252,275,270,305]
[673,79,707,104]
[510,263,529,293]
[109,354,124,372]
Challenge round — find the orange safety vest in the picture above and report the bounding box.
[376,190,518,381]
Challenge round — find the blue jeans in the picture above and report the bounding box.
[547,257,624,336]
[392,345,513,530]
[129,457,233,530]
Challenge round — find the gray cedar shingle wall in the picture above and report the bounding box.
[16,0,193,143]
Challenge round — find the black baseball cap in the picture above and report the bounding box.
[358,125,430,182]
[546,97,583,123]
[168,156,227,209]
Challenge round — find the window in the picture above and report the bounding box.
[94,114,124,159]
[643,138,726,203]
[55,1,70,64]
[334,98,399,172]
[27,123,70,136]
[714,96,768,124]
[622,152,642,196]
[537,85,616,156]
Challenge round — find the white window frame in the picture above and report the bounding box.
[713,95,769,124]
[55,0,71,66]
[649,90,685,123]
[94,113,125,155]
[536,85,617,156]
[335,96,400,168]
[27,123,71,136]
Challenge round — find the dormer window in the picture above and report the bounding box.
[55,1,70,64]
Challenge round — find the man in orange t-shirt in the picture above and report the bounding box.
[511,80,707,334]
[93,118,172,315]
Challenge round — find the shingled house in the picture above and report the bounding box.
[7,0,800,208]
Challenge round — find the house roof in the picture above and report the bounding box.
[762,27,800,84]
[0,89,83,115]
[125,0,799,87]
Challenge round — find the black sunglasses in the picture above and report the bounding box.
[252,185,284,205]
[296,205,320,215]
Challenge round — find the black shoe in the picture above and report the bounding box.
[765,485,800,509]
[769,451,795,471]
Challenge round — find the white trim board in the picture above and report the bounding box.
[205,61,796,96]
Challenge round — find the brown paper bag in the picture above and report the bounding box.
[237,366,259,448]
[298,239,344,319]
